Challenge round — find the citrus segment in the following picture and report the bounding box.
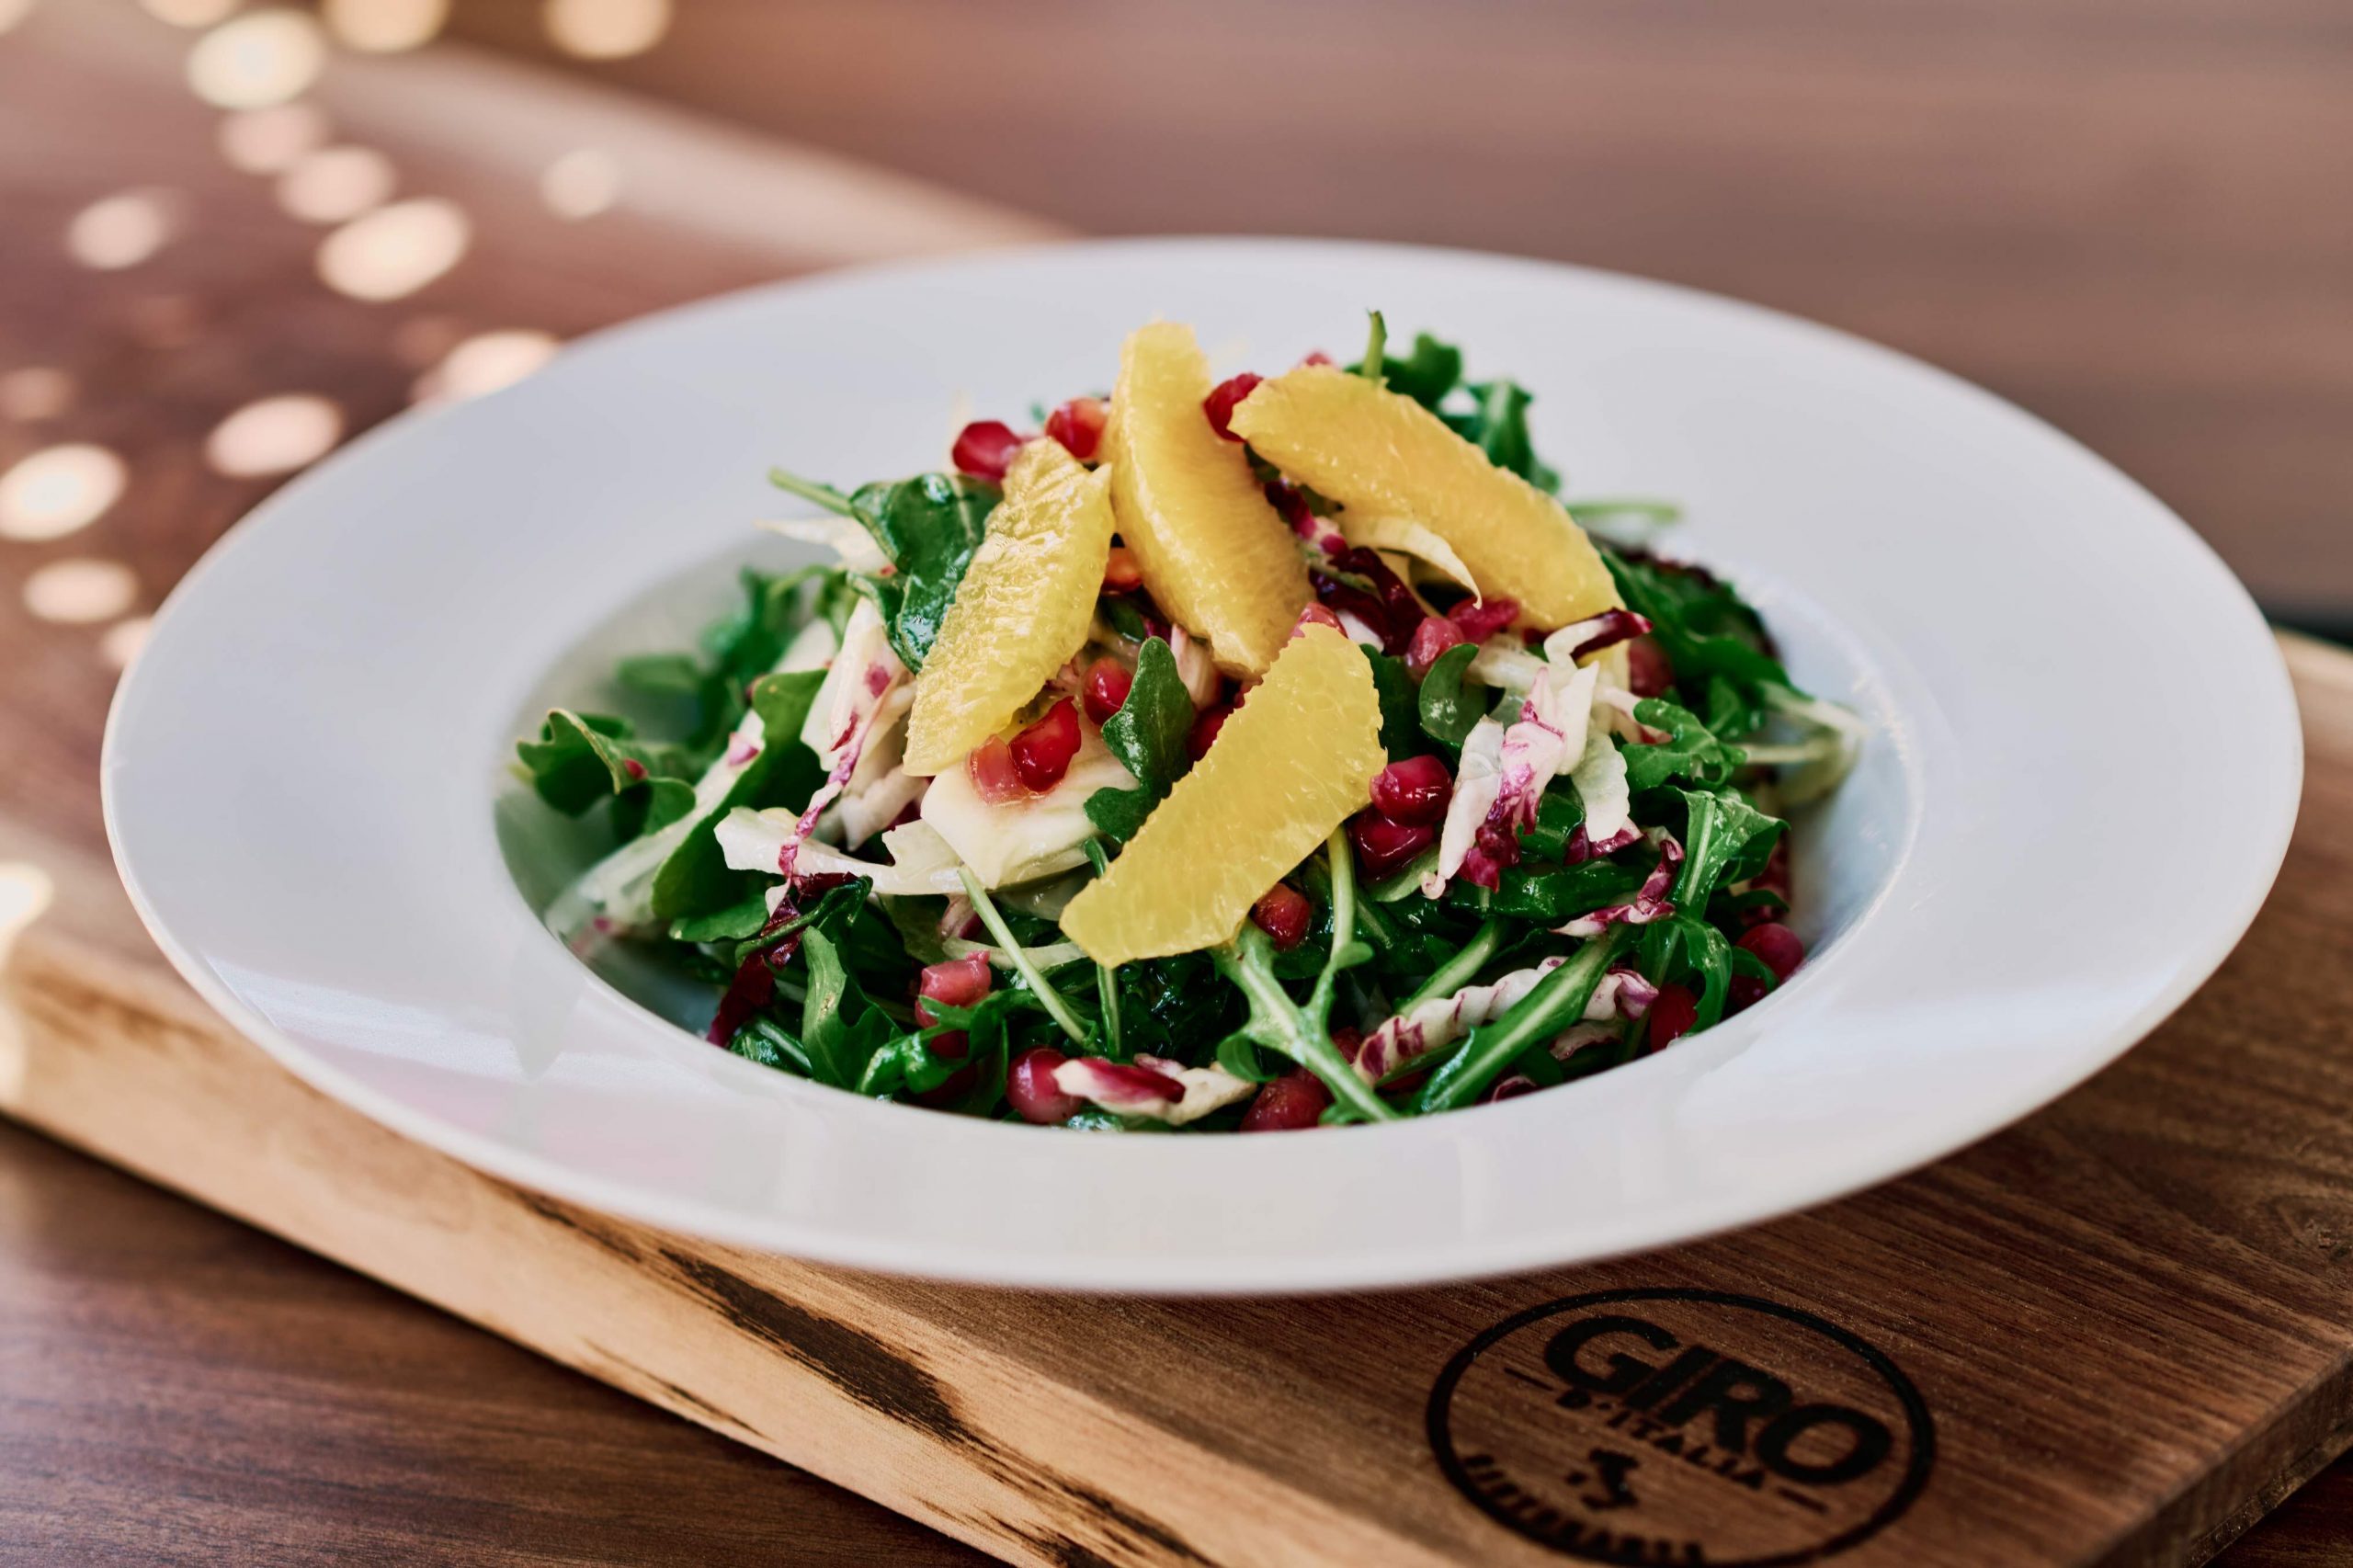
[1062,624,1384,966]
[1105,322,1310,677]
[1229,365,1620,628]
[904,439,1114,776]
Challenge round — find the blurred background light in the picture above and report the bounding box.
[188,8,327,109]
[416,328,560,403]
[542,0,671,61]
[204,393,345,476]
[276,144,396,222]
[0,368,75,424]
[99,617,156,671]
[0,445,126,541]
[218,100,330,175]
[0,0,35,40]
[142,0,242,26]
[540,147,621,220]
[66,190,179,271]
[323,0,448,53]
[316,197,470,300]
[24,559,139,625]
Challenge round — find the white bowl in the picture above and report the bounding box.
[103,239,2302,1293]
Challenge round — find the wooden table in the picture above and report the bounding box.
[1,4,2346,1562]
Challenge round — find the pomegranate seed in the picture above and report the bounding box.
[1044,397,1107,460]
[1291,603,1346,639]
[1737,922,1805,983]
[1472,821,1522,874]
[1102,544,1143,592]
[950,420,1029,481]
[1330,1027,1363,1063]
[1188,703,1233,760]
[1646,983,1699,1051]
[1404,615,1468,678]
[1201,372,1263,440]
[1349,810,1436,879]
[912,1062,979,1108]
[1241,1068,1331,1131]
[1628,635,1675,699]
[1299,350,1334,367]
[915,954,993,1026]
[1007,1047,1085,1124]
[967,735,1027,804]
[1483,1074,1541,1104]
[1082,658,1134,725]
[1009,699,1082,791]
[1370,756,1452,824]
[1448,596,1521,645]
[1251,883,1313,950]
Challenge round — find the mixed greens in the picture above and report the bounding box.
[516,317,1859,1131]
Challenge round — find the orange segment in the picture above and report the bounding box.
[904,439,1113,776]
[1229,364,1620,629]
[1062,624,1384,967]
[1104,322,1311,676]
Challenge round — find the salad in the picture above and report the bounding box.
[516,315,1861,1131]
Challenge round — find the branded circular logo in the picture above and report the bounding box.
[1428,1289,1934,1566]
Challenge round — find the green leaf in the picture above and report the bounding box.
[1083,785,1157,845]
[615,653,705,701]
[1413,927,1630,1113]
[1517,790,1586,863]
[1602,545,1794,723]
[1358,309,1387,384]
[845,472,996,669]
[726,1016,810,1075]
[640,778,698,834]
[1473,858,1647,923]
[1100,596,1153,644]
[1366,651,1419,758]
[669,890,772,944]
[647,669,827,921]
[1670,786,1784,915]
[1099,637,1193,790]
[1444,380,1558,493]
[1417,642,1484,746]
[517,710,671,815]
[1623,699,1747,793]
[797,927,893,1089]
[1382,333,1463,409]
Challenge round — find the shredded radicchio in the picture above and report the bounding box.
[705,896,809,1045]
[1586,966,1660,1021]
[1552,608,1654,665]
[1558,832,1684,937]
[1354,957,1568,1084]
[1052,1054,1256,1125]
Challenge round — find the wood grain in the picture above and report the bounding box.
[4,641,2347,1565]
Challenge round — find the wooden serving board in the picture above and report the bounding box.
[0,631,2345,1568]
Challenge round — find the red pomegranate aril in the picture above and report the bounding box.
[1188,703,1233,760]
[1349,810,1437,880]
[1009,699,1082,791]
[1082,658,1134,725]
[1201,372,1264,440]
[1736,922,1805,983]
[950,419,1029,481]
[1241,1068,1331,1131]
[915,953,993,1027]
[1370,755,1452,825]
[1627,635,1675,699]
[1404,615,1468,678]
[1646,983,1699,1051]
[1101,543,1143,592]
[1007,1047,1085,1124]
[1251,883,1313,950]
[1448,595,1521,645]
[967,734,1027,804]
[1044,396,1108,460]
[1291,602,1346,639]
[1299,350,1334,367]
[1330,1027,1363,1063]
[912,1062,979,1108]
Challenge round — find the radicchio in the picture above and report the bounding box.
[1431,659,1597,892]
[1051,1054,1257,1126]
[1548,608,1654,665]
[775,599,909,885]
[1558,831,1684,937]
[1354,957,1568,1084]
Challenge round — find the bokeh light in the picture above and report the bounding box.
[323,0,447,52]
[543,0,671,60]
[66,190,179,270]
[205,393,344,477]
[0,861,56,971]
[218,100,329,175]
[0,444,126,541]
[277,144,396,223]
[100,616,155,670]
[415,329,560,403]
[142,0,242,25]
[24,559,139,625]
[188,8,326,109]
[316,198,470,301]
[0,368,75,424]
[0,0,35,40]
[540,148,621,220]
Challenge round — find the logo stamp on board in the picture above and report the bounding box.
[1427,1289,1934,1566]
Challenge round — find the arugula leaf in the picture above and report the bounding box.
[1378,333,1463,410]
[1082,785,1155,846]
[845,473,995,669]
[727,1016,811,1075]
[1671,786,1784,914]
[1366,651,1420,758]
[1622,699,1747,793]
[669,890,772,944]
[1417,642,1484,746]
[1413,926,1631,1113]
[1602,546,1793,722]
[1473,858,1647,923]
[797,927,894,1089]
[647,669,827,921]
[1099,637,1192,789]
[615,653,705,701]
[1358,309,1387,383]
[1444,380,1559,493]
[1099,596,1153,644]
[517,710,678,815]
